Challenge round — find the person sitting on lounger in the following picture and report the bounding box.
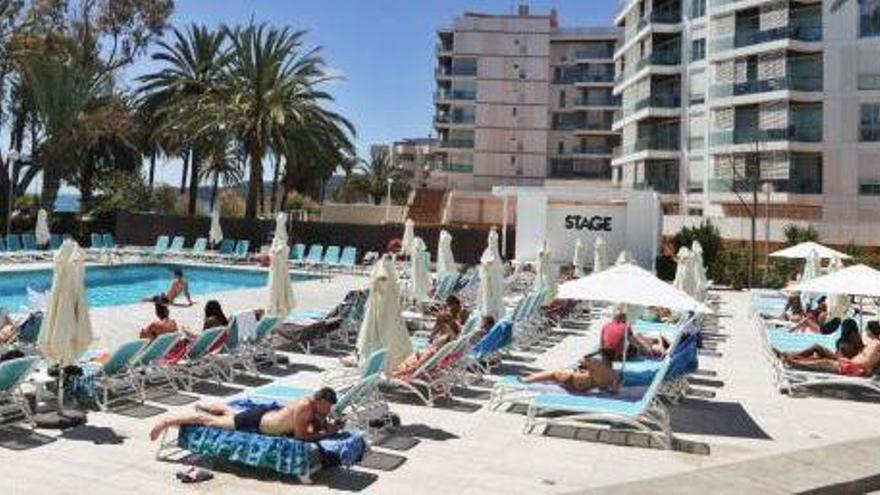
[787,296,838,334]
[430,295,469,344]
[0,310,15,344]
[149,387,342,441]
[139,303,179,341]
[521,348,620,393]
[780,292,806,322]
[774,319,880,377]
[144,269,193,306]
[601,311,669,360]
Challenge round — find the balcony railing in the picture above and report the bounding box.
[858,74,880,91]
[435,65,477,77]
[435,43,453,53]
[573,47,616,60]
[440,162,473,173]
[434,114,475,125]
[565,146,615,155]
[625,4,683,42]
[612,134,680,157]
[433,89,476,101]
[549,159,611,179]
[711,24,822,53]
[576,96,618,107]
[635,179,679,194]
[621,93,681,118]
[709,75,823,98]
[438,139,474,149]
[712,178,821,194]
[615,49,682,84]
[709,124,822,146]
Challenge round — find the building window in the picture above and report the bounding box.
[509,155,516,165]
[512,107,518,117]
[558,141,564,154]
[559,89,566,108]
[860,0,880,37]
[859,182,880,195]
[860,103,880,141]
[689,0,706,19]
[690,39,705,62]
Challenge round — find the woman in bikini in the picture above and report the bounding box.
[521,348,620,393]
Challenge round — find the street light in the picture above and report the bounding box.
[6,149,20,238]
[762,182,774,275]
[385,177,393,223]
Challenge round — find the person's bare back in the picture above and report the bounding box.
[850,340,880,375]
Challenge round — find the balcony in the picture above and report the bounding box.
[859,74,880,91]
[711,24,822,54]
[621,93,681,119]
[438,139,474,149]
[564,146,616,156]
[709,124,822,146]
[434,113,475,125]
[435,42,453,54]
[433,89,476,102]
[573,47,615,60]
[712,178,821,194]
[549,159,611,179]
[575,95,618,107]
[435,65,477,78]
[615,49,681,84]
[709,75,823,99]
[635,179,679,195]
[626,4,683,42]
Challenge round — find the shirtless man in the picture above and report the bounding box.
[144,269,193,306]
[148,388,342,441]
[139,303,179,341]
[522,348,620,393]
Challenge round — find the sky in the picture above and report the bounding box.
[133,0,621,186]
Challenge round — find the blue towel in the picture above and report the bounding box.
[471,320,513,359]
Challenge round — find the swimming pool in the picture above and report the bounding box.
[0,263,317,311]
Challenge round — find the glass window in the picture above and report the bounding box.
[861,0,880,37]
[558,141,564,154]
[860,103,880,141]
[689,0,706,19]
[559,89,566,108]
[690,39,706,62]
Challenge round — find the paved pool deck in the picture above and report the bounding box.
[3,259,880,494]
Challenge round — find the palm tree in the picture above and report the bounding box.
[193,22,354,219]
[198,133,244,211]
[345,149,411,205]
[137,24,227,215]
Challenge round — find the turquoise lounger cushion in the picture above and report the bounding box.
[249,383,312,402]
[498,375,648,401]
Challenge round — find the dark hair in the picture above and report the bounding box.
[204,300,228,326]
[314,387,337,404]
[868,321,880,337]
[599,347,617,362]
[173,269,183,278]
[481,315,496,330]
[445,295,461,307]
[155,303,169,320]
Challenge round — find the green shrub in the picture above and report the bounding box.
[219,189,245,218]
[655,255,676,281]
[715,248,750,290]
[151,185,179,215]
[672,220,722,281]
[89,171,152,216]
[284,191,321,214]
[783,224,818,246]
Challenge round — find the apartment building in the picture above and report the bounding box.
[613,0,880,244]
[431,6,622,225]
[372,138,440,186]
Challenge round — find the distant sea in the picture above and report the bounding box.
[54,194,80,213]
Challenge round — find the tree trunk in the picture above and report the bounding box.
[245,142,262,219]
[41,166,61,211]
[148,151,156,191]
[179,150,190,196]
[270,154,281,213]
[209,173,219,211]
[188,148,200,216]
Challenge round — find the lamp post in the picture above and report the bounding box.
[6,150,19,238]
[385,177,393,223]
[762,182,774,276]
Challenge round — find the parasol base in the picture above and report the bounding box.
[33,409,87,429]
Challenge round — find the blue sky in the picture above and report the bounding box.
[135,0,620,185]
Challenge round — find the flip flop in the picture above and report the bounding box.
[176,467,213,484]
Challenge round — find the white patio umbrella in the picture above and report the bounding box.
[436,229,457,280]
[691,241,708,302]
[573,238,587,277]
[794,264,880,298]
[209,208,223,247]
[557,262,713,314]
[477,233,505,320]
[356,254,412,371]
[409,237,431,302]
[615,250,634,266]
[825,255,849,319]
[673,247,695,296]
[770,241,851,260]
[401,219,415,254]
[267,237,295,316]
[37,240,93,414]
[488,227,502,260]
[35,208,51,247]
[535,241,556,304]
[592,236,607,274]
[273,211,288,244]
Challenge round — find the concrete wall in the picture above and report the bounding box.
[319,203,406,225]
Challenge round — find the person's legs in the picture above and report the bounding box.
[195,403,234,416]
[523,369,572,384]
[149,411,234,441]
[787,358,840,373]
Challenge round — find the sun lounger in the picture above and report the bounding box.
[384,337,468,406]
[172,327,227,390]
[49,234,63,250]
[129,332,180,399]
[322,245,341,270]
[338,246,357,272]
[289,243,306,265]
[21,234,37,252]
[159,421,367,483]
[322,348,389,390]
[90,233,105,250]
[523,346,677,449]
[467,319,514,376]
[149,235,170,258]
[103,233,116,250]
[304,244,324,268]
[71,339,148,410]
[187,237,207,259]
[0,356,41,429]
[167,236,185,256]
[5,311,43,352]
[232,240,250,262]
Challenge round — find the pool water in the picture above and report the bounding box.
[0,263,316,311]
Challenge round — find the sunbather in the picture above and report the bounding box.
[0,311,14,344]
[430,295,469,344]
[780,292,806,322]
[521,348,620,393]
[143,269,193,306]
[139,303,179,341]
[149,387,342,441]
[775,319,880,377]
[601,311,668,360]
[788,297,837,333]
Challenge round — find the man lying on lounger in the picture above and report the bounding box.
[774,320,880,377]
[149,388,342,441]
[143,269,193,306]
